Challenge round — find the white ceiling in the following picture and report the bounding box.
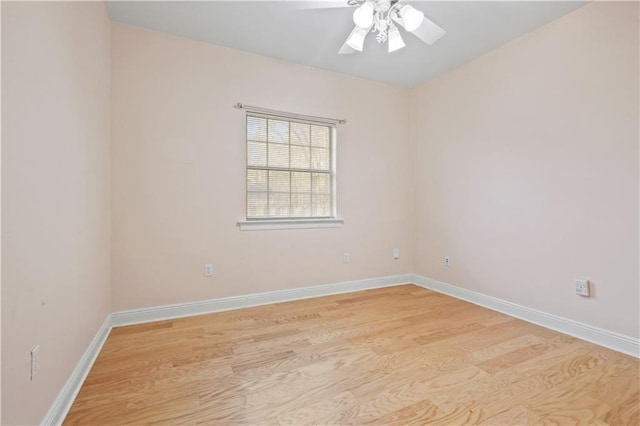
[105,1,588,87]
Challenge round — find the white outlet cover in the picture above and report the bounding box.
[31,345,40,380]
[575,279,590,296]
[204,264,213,277]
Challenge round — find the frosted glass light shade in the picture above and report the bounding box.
[388,26,405,52]
[346,26,367,51]
[353,2,374,28]
[399,5,424,32]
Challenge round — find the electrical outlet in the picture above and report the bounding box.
[342,253,350,263]
[31,345,40,380]
[204,264,213,277]
[393,248,400,259]
[444,256,450,267]
[575,279,590,297]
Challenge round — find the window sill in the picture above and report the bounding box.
[238,218,344,231]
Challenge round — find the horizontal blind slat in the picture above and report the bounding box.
[247,166,331,174]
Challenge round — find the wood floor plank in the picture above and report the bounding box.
[64,285,639,425]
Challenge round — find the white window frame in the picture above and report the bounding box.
[238,108,343,231]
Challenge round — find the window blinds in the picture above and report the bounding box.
[246,113,334,219]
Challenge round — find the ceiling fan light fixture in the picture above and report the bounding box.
[387,25,405,52]
[338,0,443,54]
[399,4,424,32]
[353,1,374,29]
[346,26,367,51]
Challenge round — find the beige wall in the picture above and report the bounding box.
[1,2,111,424]
[110,24,413,311]
[1,2,637,423]
[410,1,639,338]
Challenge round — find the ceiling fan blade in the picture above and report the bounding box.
[338,26,358,54]
[392,14,446,45]
[337,24,373,54]
[338,42,356,54]
[411,17,446,45]
[288,1,351,11]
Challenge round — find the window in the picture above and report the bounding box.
[241,111,342,230]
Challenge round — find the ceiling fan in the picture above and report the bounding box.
[336,0,446,54]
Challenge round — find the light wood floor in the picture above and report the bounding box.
[64,285,639,425]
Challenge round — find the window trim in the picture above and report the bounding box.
[241,111,340,228]
[238,218,344,231]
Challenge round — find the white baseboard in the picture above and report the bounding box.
[41,315,113,426]
[410,274,640,358]
[111,274,413,327]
